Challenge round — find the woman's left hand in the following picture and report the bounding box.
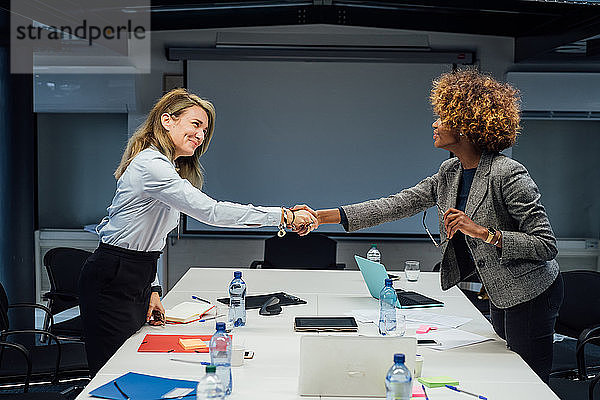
[147,292,166,326]
[443,208,487,240]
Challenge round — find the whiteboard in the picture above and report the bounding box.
[186,60,450,235]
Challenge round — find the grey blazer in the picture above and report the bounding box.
[342,151,559,309]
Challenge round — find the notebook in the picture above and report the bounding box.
[354,255,444,309]
[298,335,417,397]
[165,301,215,323]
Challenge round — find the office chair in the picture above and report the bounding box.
[0,340,75,399]
[549,271,600,400]
[42,247,92,341]
[250,233,345,270]
[0,282,89,387]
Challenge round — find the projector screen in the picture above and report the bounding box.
[186,60,451,235]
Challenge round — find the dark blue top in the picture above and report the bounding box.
[453,167,477,281]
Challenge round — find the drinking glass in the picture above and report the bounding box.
[404,260,420,282]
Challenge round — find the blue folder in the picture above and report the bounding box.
[89,372,198,400]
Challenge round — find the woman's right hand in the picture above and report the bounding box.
[290,208,319,236]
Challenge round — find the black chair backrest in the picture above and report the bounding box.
[43,247,92,314]
[555,270,600,338]
[261,233,342,270]
[0,282,9,331]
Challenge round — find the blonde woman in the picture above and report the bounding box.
[79,88,317,376]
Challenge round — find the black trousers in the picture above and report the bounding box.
[490,272,564,384]
[78,243,161,377]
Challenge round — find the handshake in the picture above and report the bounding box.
[286,205,320,236]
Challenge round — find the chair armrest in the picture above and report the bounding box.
[1,329,62,384]
[8,303,55,330]
[42,291,79,302]
[575,324,600,380]
[0,341,31,391]
[590,372,600,400]
[250,260,263,269]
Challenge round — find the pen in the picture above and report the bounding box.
[199,314,224,322]
[445,385,487,400]
[170,358,210,365]
[191,295,211,304]
[421,384,429,400]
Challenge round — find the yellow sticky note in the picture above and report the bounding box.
[417,376,459,388]
[178,338,208,350]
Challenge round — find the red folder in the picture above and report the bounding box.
[138,334,214,353]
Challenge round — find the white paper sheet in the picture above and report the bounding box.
[424,329,493,350]
[348,309,471,328]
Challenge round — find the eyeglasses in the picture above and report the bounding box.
[422,204,449,248]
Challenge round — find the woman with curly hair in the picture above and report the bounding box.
[299,69,563,382]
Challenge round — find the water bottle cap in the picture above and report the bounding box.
[234,271,242,278]
[215,322,226,331]
[394,353,405,364]
[370,244,377,248]
[205,365,216,373]
[385,278,393,286]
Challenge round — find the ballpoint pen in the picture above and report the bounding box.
[191,295,211,304]
[170,358,210,365]
[199,314,224,323]
[421,384,429,400]
[445,385,487,400]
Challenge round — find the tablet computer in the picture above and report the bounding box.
[294,317,358,332]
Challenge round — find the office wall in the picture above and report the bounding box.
[34,25,600,289]
[512,120,600,239]
[37,113,127,228]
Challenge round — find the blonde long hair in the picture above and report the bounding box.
[115,88,216,189]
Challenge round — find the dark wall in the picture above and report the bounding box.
[37,113,128,228]
[513,120,600,238]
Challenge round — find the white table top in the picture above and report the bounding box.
[76,268,559,399]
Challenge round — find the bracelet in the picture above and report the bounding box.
[492,231,501,246]
[289,210,296,228]
[484,228,496,244]
[278,207,287,237]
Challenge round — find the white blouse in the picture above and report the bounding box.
[97,147,282,286]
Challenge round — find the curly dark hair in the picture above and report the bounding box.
[430,69,521,152]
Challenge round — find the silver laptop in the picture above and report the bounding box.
[298,335,417,397]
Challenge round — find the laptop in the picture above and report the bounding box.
[298,335,417,397]
[354,255,444,309]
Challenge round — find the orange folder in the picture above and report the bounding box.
[138,334,214,353]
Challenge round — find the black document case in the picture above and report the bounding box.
[217,292,306,309]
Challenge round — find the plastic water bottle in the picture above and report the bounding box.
[379,278,398,336]
[367,244,381,263]
[209,322,232,395]
[385,353,413,400]
[228,271,246,328]
[196,364,225,400]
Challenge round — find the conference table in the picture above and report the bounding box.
[76,268,560,399]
